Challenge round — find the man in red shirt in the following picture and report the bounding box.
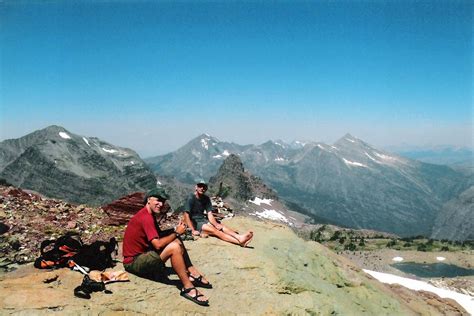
[123,188,210,306]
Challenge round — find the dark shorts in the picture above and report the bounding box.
[123,251,165,280]
[193,217,209,232]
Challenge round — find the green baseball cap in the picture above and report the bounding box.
[144,188,169,204]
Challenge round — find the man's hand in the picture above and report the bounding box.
[175,221,187,235]
[213,223,223,231]
[192,230,200,236]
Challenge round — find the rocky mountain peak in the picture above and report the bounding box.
[216,153,245,174]
[208,154,277,202]
[189,133,220,150]
[26,125,77,143]
[41,124,68,133]
[335,133,363,147]
[0,126,157,206]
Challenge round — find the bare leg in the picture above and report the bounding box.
[221,224,253,236]
[202,224,240,245]
[202,224,253,246]
[187,266,210,285]
[160,240,208,302]
[163,239,210,286]
[210,222,253,244]
[174,238,193,268]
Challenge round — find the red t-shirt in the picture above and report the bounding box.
[122,206,159,264]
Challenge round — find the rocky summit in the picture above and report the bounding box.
[0,125,157,206]
[146,133,470,237]
[208,154,277,202]
[0,217,467,315]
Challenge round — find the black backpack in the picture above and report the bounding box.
[35,234,117,271]
[34,232,83,269]
[72,237,118,271]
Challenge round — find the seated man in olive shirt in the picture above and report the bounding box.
[123,188,211,306]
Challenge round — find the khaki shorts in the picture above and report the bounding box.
[123,251,165,280]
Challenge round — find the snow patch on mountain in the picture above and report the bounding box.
[59,132,71,139]
[294,141,306,146]
[365,152,380,163]
[200,138,210,150]
[82,137,90,146]
[212,150,231,159]
[274,141,285,148]
[375,152,397,161]
[251,209,290,224]
[343,158,368,168]
[102,148,118,154]
[364,269,473,315]
[249,197,273,206]
[274,157,286,162]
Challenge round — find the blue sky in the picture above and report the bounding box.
[1,1,472,157]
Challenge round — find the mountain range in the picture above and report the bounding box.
[146,134,471,237]
[0,125,157,206]
[1,126,471,239]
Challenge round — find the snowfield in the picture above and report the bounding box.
[364,269,473,314]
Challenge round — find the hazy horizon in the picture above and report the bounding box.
[1,1,472,157]
[2,124,473,159]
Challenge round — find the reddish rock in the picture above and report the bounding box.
[5,188,37,201]
[0,184,124,271]
[101,192,145,226]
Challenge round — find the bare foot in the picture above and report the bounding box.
[189,273,212,288]
[239,231,253,247]
[181,287,209,305]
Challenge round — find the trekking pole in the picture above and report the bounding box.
[68,260,89,275]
